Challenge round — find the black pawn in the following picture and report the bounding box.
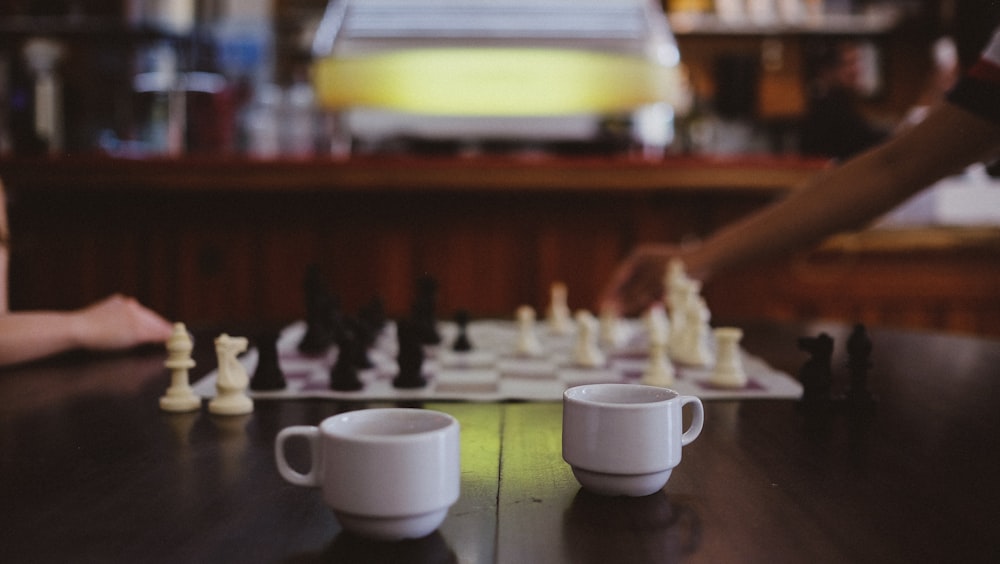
[797,333,834,407]
[452,310,474,352]
[330,330,364,392]
[411,275,442,345]
[394,319,428,389]
[344,316,375,370]
[845,324,876,408]
[251,330,287,391]
[359,296,388,335]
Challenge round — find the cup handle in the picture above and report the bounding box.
[679,396,704,446]
[275,425,321,487]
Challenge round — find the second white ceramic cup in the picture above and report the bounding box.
[275,408,460,540]
[562,383,704,497]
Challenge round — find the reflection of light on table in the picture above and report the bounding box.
[312,47,680,115]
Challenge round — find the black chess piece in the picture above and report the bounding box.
[358,296,388,335]
[344,316,375,370]
[330,329,364,392]
[394,319,428,389]
[451,310,473,352]
[845,323,876,409]
[298,265,344,355]
[251,330,287,391]
[411,275,442,345]
[797,333,834,408]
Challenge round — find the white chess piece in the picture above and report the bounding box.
[208,334,254,416]
[515,305,543,357]
[573,310,605,368]
[664,258,689,313]
[641,307,674,387]
[668,281,692,359]
[710,327,748,388]
[159,322,201,412]
[672,283,714,367]
[644,302,670,345]
[599,304,627,349]
[546,282,573,335]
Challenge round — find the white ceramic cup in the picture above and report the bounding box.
[562,383,704,497]
[275,408,460,541]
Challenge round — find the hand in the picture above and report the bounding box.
[71,294,174,351]
[600,244,678,317]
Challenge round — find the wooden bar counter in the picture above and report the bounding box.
[1,155,998,336]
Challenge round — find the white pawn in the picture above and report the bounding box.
[642,339,675,387]
[710,327,748,388]
[573,310,605,368]
[546,282,573,335]
[159,322,201,412]
[599,304,627,349]
[641,306,674,387]
[643,302,670,345]
[208,334,254,416]
[515,305,543,357]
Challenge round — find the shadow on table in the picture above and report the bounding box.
[563,489,700,563]
[285,530,456,564]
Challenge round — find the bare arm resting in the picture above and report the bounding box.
[603,102,1000,315]
[0,179,173,367]
[0,295,175,366]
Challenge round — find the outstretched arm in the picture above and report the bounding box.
[683,102,1000,278]
[0,294,175,367]
[603,102,1000,315]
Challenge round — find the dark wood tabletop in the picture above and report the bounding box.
[1,320,998,563]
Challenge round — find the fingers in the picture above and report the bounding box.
[127,299,174,343]
[600,244,675,317]
[77,295,173,350]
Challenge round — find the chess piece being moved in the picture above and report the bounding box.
[673,289,713,367]
[208,334,253,415]
[515,305,543,357]
[664,258,690,314]
[709,327,747,388]
[547,282,573,335]
[573,310,605,368]
[159,322,201,412]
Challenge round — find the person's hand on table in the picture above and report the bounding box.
[70,294,174,351]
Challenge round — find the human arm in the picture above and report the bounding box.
[602,101,1000,315]
[681,102,1000,278]
[0,294,174,367]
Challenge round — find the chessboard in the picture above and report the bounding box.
[192,318,802,402]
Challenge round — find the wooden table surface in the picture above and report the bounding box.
[1,320,998,563]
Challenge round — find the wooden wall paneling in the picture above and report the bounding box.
[420,196,526,318]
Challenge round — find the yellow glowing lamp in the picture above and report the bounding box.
[312,47,680,116]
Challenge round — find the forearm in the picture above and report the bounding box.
[0,311,87,366]
[684,103,1000,278]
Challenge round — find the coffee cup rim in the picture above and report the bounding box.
[320,408,457,442]
[564,383,679,407]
